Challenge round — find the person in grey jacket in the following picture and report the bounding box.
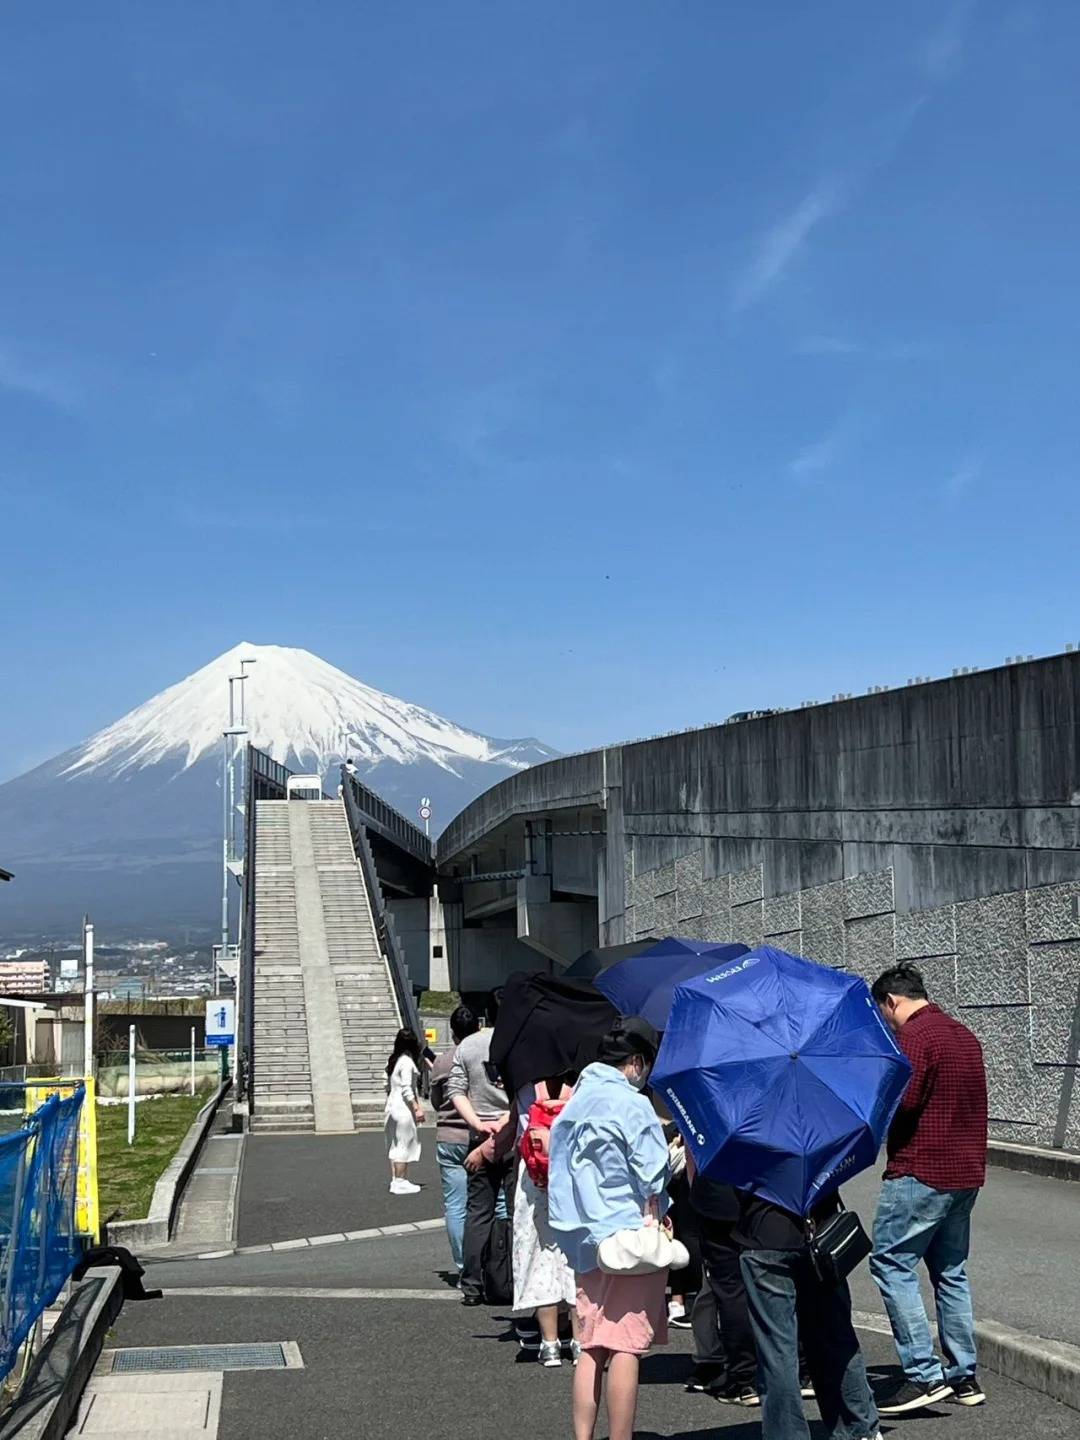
[447,1025,512,1305]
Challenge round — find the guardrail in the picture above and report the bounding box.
[342,769,433,865]
[342,775,422,1038]
[0,1087,85,1381]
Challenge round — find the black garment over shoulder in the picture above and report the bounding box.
[733,1188,841,1251]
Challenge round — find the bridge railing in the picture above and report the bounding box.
[240,746,291,1104]
[342,769,432,865]
[341,771,422,1039]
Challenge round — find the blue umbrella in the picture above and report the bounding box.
[594,937,750,1030]
[652,945,912,1216]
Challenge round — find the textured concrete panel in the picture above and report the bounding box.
[801,880,846,968]
[763,892,801,937]
[962,1006,1036,1123]
[701,908,733,944]
[767,930,802,955]
[701,874,731,915]
[653,890,676,934]
[676,883,704,920]
[634,898,655,935]
[895,904,956,961]
[677,914,705,941]
[676,850,703,891]
[1026,882,1080,944]
[654,862,677,898]
[731,864,764,906]
[1029,942,1080,1065]
[956,892,1029,1005]
[845,914,896,982]
[844,868,895,920]
[988,1119,1042,1144]
[912,954,959,1014]
[1035,1066,1080,1150]
[632,868,658,906]
[732,898,764,949]
[623,905,635,940]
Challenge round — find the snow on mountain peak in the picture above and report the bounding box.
[62,643,545,780]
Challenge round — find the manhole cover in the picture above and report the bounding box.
[110,1342,296,1374]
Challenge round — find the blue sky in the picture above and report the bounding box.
[3,2,1078,781]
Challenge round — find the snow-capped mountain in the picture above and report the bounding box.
[0,644,557,938]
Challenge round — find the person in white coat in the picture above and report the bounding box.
[385,1028,425,1195]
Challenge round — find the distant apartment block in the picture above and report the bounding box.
[0,958,48,994]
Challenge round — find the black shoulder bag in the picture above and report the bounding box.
[806,1202,872,1286]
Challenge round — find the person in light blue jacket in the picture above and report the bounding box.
[549,1018,670,1440]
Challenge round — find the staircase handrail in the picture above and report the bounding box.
[240,745,293,1104]
[342,771,422,1038]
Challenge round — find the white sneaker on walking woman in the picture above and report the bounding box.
[389,1178,421,1195]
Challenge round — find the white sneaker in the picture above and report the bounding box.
[389,1179,421,1195]
[668,1299,686,1324]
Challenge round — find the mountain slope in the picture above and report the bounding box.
[0,643,557,938]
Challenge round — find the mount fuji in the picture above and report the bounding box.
[0,644,557,939]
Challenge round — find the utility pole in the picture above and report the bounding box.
[83,916,94,1080]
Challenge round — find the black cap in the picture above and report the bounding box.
[599,1016,661,1064]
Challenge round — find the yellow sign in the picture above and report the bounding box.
[424,1028,438,1044]
[25,1078,100,1242]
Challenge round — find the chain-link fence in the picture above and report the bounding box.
[95,1047,221,1101]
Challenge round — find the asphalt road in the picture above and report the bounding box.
[110,1287,1079,1440]
[116,1130,1080,1440]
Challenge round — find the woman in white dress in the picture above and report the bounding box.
[513,1075,581,1367]
[385,1029,424,1195]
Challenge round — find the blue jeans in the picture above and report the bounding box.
[437,1142,468,1270]
[741,1249,879,1440]
[870,1176,978,1386]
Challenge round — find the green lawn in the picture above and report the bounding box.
[96,1089,214,1221]
[418,990,460,1015]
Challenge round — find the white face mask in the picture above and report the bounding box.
[627,1062,649,1091]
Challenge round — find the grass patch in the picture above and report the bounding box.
[97,1088,214,1221]
[418,990,460,1016]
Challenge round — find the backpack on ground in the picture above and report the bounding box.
[519,1098,566,1189]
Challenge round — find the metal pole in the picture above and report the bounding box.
[83,918,94,1080]
[190,1026,196,1097]
[220,727,229,986]
[127,1025,136,1146]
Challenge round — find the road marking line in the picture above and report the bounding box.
[190,1219,446,1259]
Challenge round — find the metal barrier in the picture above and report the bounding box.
[342,774,422,1038]
[342,769,433,865]
[0,1087,84,1381]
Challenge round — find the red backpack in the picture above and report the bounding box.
[519,1097,567,1189]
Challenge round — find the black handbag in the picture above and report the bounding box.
[807,1206,872,1286]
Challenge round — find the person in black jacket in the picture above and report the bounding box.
[736,1189,881,1440]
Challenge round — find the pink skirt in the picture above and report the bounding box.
[575,1268,669,1355]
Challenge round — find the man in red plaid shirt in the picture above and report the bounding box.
[869,963,988,1415]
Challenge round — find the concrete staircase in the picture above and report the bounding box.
[251,799,402,1133]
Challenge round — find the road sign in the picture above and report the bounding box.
[419,805,432,821]
[424,1027,438,1044]
[206,998,235,1047]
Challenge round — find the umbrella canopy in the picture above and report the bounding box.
[563,938,660,981]
[594,937,750,1030]
[652,945,912,1216]
[488,971,618,1098]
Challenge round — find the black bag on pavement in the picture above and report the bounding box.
[482,1216,514,1305]
[807,1208,872,1286]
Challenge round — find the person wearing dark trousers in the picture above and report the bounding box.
[737,1190,881,1440]
[447,1025,512,1305]
[685,1170,759,1405]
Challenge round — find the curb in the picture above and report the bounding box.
[988,1140,1080,1183]
[144,1215,447,1262]
[853,1309,1080,1413]
[0,1267,123,1440]
[107,1080,231,1249]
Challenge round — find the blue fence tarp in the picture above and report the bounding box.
[0,1087,84,1379]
